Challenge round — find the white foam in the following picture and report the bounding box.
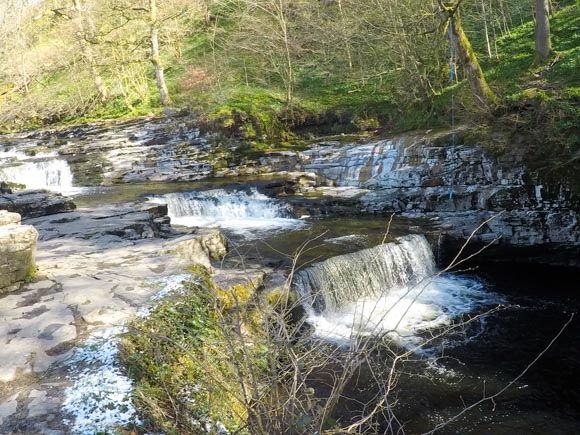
[306,274,502,349]
[324,234,368,245]
[0,158,80,194]
[0,150,26,160]
[149,188,305,236]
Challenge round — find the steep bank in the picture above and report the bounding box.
[296,128,580,265]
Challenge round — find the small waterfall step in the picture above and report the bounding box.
[294,234,502,346]
[294,234,435,312]
[148,188,305,235]
[0,156,76,194]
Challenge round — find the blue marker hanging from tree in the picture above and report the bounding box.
[448,18,456,200]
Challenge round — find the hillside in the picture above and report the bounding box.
[0,0,577,150]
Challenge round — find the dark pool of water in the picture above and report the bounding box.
[391,263,580,434]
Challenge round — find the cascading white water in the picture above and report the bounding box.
[0,159,75,194]
[148,188,305,235]
[296,235,435,311]
[294,235,501,347]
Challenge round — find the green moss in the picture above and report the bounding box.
[216,274,263,311]
[4,181,26,191]
[301,190,326,198]
[264,287,298,310]
[24,263,37,284]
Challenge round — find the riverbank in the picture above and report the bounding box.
[0,199,240,433]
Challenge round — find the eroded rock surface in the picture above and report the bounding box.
[0,202,235,434]
[0,211,38,290]
[168,229,228,270]
[295,130,580,259]
[0,190,76,219]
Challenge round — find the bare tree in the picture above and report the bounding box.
[72,0,108,101]
[234,0,299,106]
[149,0,171,105]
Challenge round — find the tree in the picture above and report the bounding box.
[72,0,108,101]
[533,0,552,65]
[234,0,299,106]
[149,0,171,105]
[438,0,499,108]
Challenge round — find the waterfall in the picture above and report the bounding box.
[0,159,75,193]
[295,235,435,312]
[294,234,501,345]
[148,188,304,235]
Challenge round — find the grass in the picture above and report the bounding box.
[184,3,578,150]
[121,275,251,434]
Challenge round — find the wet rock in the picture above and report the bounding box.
[0,181,13,194]
[0,396,18,426]
[0,190,76,219]
[299,130,580,256]
[25,202,176,246]
[0,211,38,290]
[259,151,300,173]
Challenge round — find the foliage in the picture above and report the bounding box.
[121,277,252,433]
[0,0,577,144]
[120,267,371,434]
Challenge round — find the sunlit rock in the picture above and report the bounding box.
[0,211,38,290]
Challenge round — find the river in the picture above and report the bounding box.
[76,180,580,434]
[1,122,579,433]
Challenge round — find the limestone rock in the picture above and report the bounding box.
[169,229,228,269]
[26,202,175,245]
[0,213,38,290]
[0,210,21,226]
[0,190,76,219]
[299,130,580,251]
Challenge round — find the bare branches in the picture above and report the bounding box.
[421,313,575,435]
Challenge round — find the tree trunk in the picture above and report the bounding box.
[450,16,499,108]
[534,0,552,65]
[149,0,171,106]
[481,0,492,58]
[72,0,107,101]
[337,0,353,71]
[277,0,293,106]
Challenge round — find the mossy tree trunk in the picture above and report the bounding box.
[439,0,499,109]
[533,0,552,65]
[450,15,499,107]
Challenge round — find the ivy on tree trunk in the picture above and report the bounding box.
[439,0,499,109]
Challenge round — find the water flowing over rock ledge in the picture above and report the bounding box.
[295,131,579,264]
[1,116,578,263]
